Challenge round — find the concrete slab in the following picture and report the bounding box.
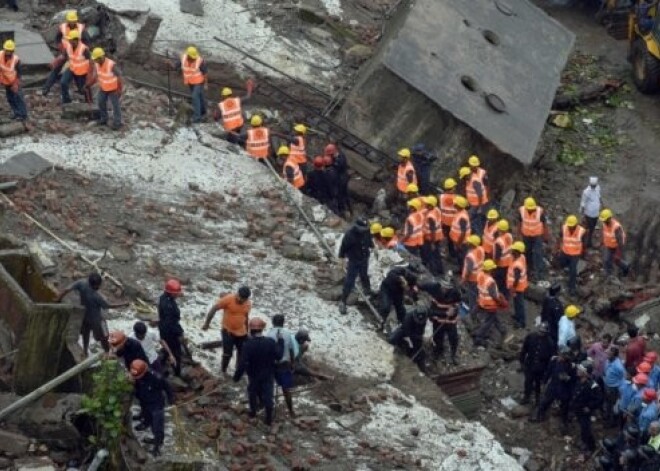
[0,151,52,179]
[0,21,53,70]
[180,0,204,17]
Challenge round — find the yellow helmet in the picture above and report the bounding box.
[524,197,537,210]
[565,215,579,228]
[294,124,307,134]
[3,40,15,52]
[398,148,411,159]
[405,183,419,194]
[444,178,457,190]
[91,47,105,60]
[467,234,481,247]
[483,259,497,271]
[67,30,80,41]
[370,222,383,235]
[221,87,232,97]
[486,209,499,220]
[511,241,526,253]
[250,115,263,127]
[186,46,199,59]
[468,155,480,167]
[565,305,581,318]
[497,219,510,232]
[276,145,290,157]
[380,227,395,238]
[407,198,422,211]
[424,195,438,207]
[459,167,471,179]
[66,11,79,22]
[454,195,468,209]
[599,208,613,222]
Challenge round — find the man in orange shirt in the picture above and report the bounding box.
[202,286,252,374]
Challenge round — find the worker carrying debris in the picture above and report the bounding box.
[91,48,123,130]
[0,40,28,122]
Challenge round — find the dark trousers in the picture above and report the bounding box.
[577,412,596,451]
[391,329,425,371]
[404,245,421,258]
[80,318,110,354]
[160,332,182,376]
[538,389,570,425]
[221,330,246,373]
[420,241,444,276]
[584,216,598,248]
[5,85,28,120]
[465,282,478,319]
[60,70,87,104]
[432,321,458,359]
[469,207,486,237]
[603,385,619,425]
[494,267,509,298]
[603,247,629,276]
[341,258,370,303]
[442,225,456,259]
[559,253,579,294]
[43,61,65,94]
[248,377,274,425]
[523,236,545,280]
[97,90,122,127]
[473,309,506,346]
[379,288,406,324]
[143,406,165,446]
[336,175,351,214]
[513,292,526,328]
[189,84,207,122]
[523,368,544,404]
[454,243,467,269]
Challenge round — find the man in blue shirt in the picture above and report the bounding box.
[639,388,659,442]
[603,346,625,426]
[617,372,637,428]
[266,314,299,418]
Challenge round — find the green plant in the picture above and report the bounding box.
[558,142,587,166]
[80,360,133,456]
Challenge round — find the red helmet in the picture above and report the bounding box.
[637,362,653,374]
[313,156,324,168]
[324,144,337,156]
[633,373,649,385]
[644,352,658,364]
[248,317,266,331]
[165,279,182,295]
[108,330,127,348]
[130,359,148,379]
[322,155,333,167]
[643,388,657,402]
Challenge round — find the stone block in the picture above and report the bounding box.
[0,429,30,456]
[61,103,100,121]
[180,0,204,16]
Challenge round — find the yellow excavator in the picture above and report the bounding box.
[628,1,660,93]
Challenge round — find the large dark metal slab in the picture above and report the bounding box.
[0,152,53,180]
[380,0,574,166]
[0,22,52,71]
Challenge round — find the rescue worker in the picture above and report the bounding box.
[645,351,660,389]
[492,219,513,299]
[400,198,424,257]
[338,217,373,315]
[519,322,554,405]
[0,40,28,121]
[157,279,184,377]
[132,321,176,374]
[288,124,309,169]
[389,305,428,372]
[130,359,174,456]
[531,346,574,428]
[91,48,122,130]
[579,176,602,248]
[42,10,91,96]
[558,304,580,349]
[244,115,273,162]
[214,81,253,141]
[458,166,471,198]
[618,373,642,428]
[541,283,563,348]
[572,361,603,453]
[626,326,647,372]
[202,285,252,374]
[439,178,458,258]
[518,197,547,281]
[603,346,625,426]
[59,30,92,105]
[411,143,435,194]
[305,157,329,204]
[233,317,284,426]
[465,155,490,236]
[378,264,418,326]
[461,235,484,318]
[176,46,208,123]
[266,314,299,417]
[638,361,655,388]
[482,209,499,258]
[449,195,471,267]
[380,227,399,249]
[626,373,650,426]
[109,330,148,371]
[421,195,444,276]
[508,241,529,329]
[396,148,417,196]
[56,272,129,356]
[417,278,462,364]
[639,389,659,441]
[559,214,587,297]
[324,143,351,216]
[370,222,384,248]
[279,145,305,190]
[599,208,630,277]
[473,260,508,347]
[322,155,339,213]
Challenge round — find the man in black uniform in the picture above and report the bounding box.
[541,283,563,349]
[378,265,418,326]
[325,143,351,216]
[519,323,555,405]
[233,317,284,426]
[417,278,461,365]
[158,279,184,377]
[531,346,575,430]
[411,143,436,195]
[130,359,174,456]
[389,306,428,372]
[572,361,603,454]
[109,330,148,370]
[338,217,374,315]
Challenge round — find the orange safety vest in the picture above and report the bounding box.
[423,207,444,242]
[507,255,529,292]
[95,58,118,92]
[181,54,205,85]
[462,246,485,282]
[602,218,626,249]
[60,23,85,48]
[218,97,243,131]
[290,136,307,165]
[246,127,270,159]
[65,42,90,76]
[403,211,424,247]
[385,236,399,249]
[519,206,544,237]
[561,224,585,256]
[477,271,499,311]
[396,161,417,193]
[0,52,18,86]
[449,209,471,244]
[283,157,305,189]
[482,222,498,256]
[494,232,513,267]
[466,168,489,207]
[439,193,457,227]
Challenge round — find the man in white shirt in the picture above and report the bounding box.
[132,321,176,373]
[579,176,602,248]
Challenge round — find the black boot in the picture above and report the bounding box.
[221,355,230,374]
